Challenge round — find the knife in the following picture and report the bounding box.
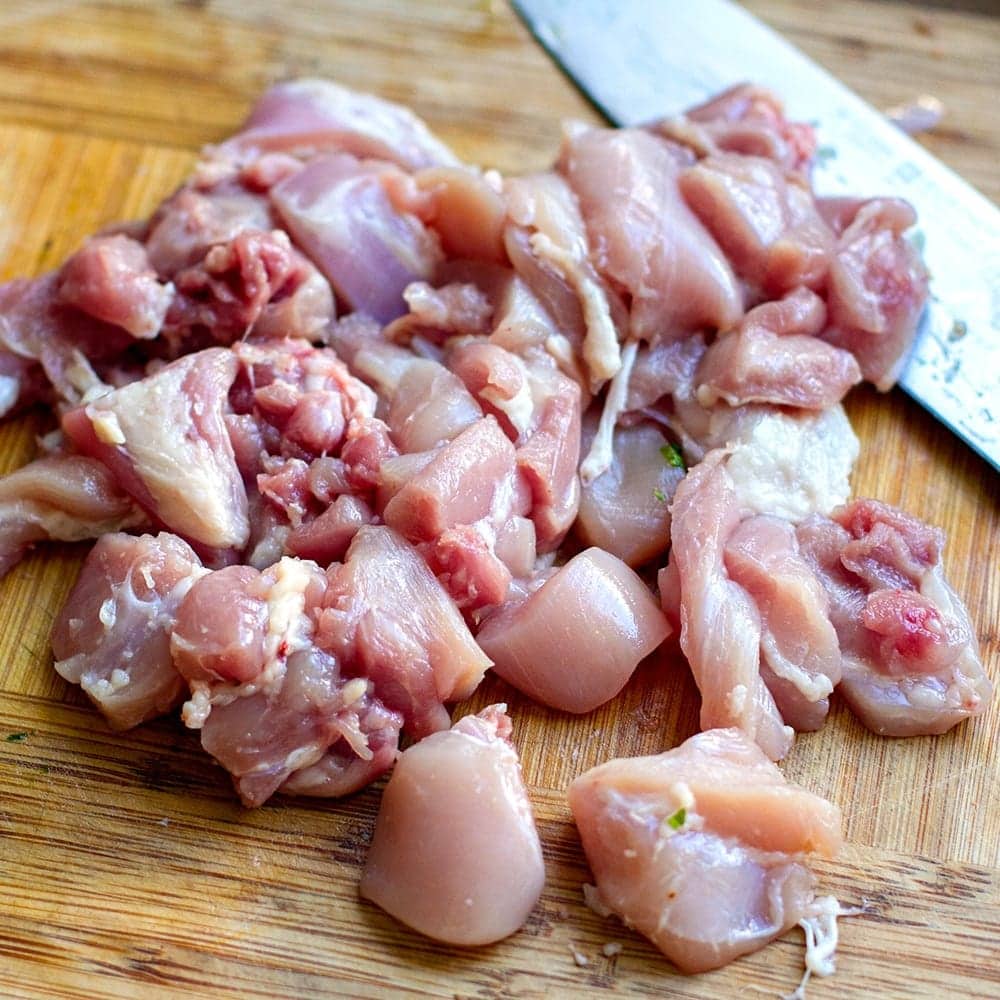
[513,0,1000,472]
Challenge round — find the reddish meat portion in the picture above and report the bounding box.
[560,124,743,340]
[51,532,205,730]
[172,554,401,806]
[570,728,841,974]
[383,416,517,542]
[221,78,459,171]
[271,154,443,323]
[679,154,834,296]
[476,548,670,714]
[361,705,544,946]
[798,500,992,735]
[696,289,861,410]
[145,169,276,279]
[165,228,333,346]
[317,526,491,737]
[62,348,248,552]
[284,494,374,566]
[0,453,147,579]
[57,235,173,340]
[821,198,929,390]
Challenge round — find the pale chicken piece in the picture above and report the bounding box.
[798,500,992,736]
[696,288,862,411]
[56,234,173,340]
[271,153,443,324]
[725,516,842,731]
[360,704,544,946]
[575,416,684,568]
[386,356,483,453]
[62,348,249,552]
[476,548,670,714]
[559,123,743,341]
[51,532,206,730]
[219,77,460,171]
[820,198,929,391]
[678,153,835,296]
[666,450,793,760]
[0,453,147,579]
[504,172,621,387]
[569,728,842,974]
[316,526,492,738]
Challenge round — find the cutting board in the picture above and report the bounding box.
[1,2,997,998]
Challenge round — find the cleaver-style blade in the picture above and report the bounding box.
[514,0,999,471]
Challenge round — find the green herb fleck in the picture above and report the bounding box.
[5,732,29,743]
[815,145,837,164]
[652,487,668,503]
[667,807,687,830]
[660,443,686,470]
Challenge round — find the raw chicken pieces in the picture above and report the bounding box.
[570,728,842,973]
[0,73,990,976]
[361,705,544,945]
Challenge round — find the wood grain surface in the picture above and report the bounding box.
[0,2,998,998]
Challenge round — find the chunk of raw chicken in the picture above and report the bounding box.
[316,526,491,738]
[575,416,685,568]
[559,123,743,340]
[651,83,817,172]
[798,499,992,735]
[360,705,544,946]
[695,288,862,411]
[678,154,835,296]
[569,728,842,973]
[271,154,443,324]
[664,450,793,759]
[51,532,205,730]
[477,548,670,714]
[172,555,402,806]
[57,235,173,340]
[62,347,249,552]
[220,77,460,171]
[0,453,147,579]
[819,198,929,390]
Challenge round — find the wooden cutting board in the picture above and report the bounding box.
[1,2,997,998]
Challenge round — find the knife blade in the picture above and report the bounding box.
[513,0,999,471]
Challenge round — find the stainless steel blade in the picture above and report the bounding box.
[514,0,999,471]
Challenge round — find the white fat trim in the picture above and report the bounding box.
[761,636,835,701]
[88,408,126,446]
[479,354,534,437]
[529,230,621,386]
[579,339,638,484]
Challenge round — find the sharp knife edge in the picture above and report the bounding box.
[514,0,999,471]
